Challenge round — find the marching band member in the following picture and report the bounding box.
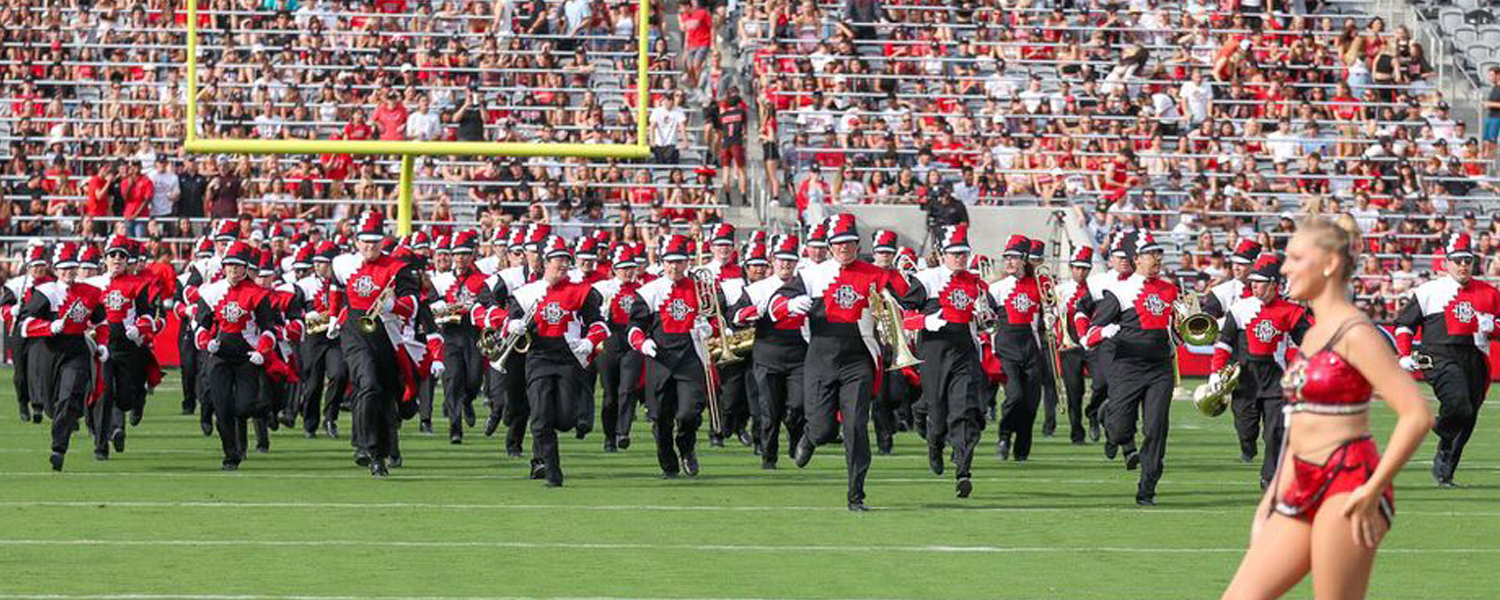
[593,245,645,452]
[1223,215,1429,599]
[1028,239,1064,439]
[570,236,607,438]
[1211,252,1311,488]
[1082,235,1134,452]
[192,241,281,470]
[1054,246,1094,444]
[699,223,753,446]
[295,241,348,438]
[430,230,495,444]
[1205,239,1262,462]
[276,243,316,428]
[501,235,608,486]
[175,237,215,418]
[733,235,808,469]
[775,214,911,511]
[88,235,159,458]
[1082,232,1179,505]
[867,229,905,455]
[22,243,108,471]
[907,225,987,497]
[483,226,542,457]
[183,221,242,436]
[735,240,772,453]
[801,221,829,268]
[1393,232,1499,487]
[627,234,718,478]
[4,244,51,423]
[990,235,1045,462]
[249,249,301,452]
[331,212,422,477]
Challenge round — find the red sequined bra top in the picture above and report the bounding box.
[1281,318,1374,415]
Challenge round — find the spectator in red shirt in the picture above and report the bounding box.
[120,162,155,237]
[343,110,373,142]
[372,92,409,141]
[678,0,713,94]
[85,162,118,219]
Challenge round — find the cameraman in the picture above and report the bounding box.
[920,182,967,251]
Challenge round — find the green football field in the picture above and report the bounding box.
[0,371,1495,600]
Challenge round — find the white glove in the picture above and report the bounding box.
[326,325,340,340]
[1100,324,1120,340]
[248,351,265,366]
[206,339,221,354]
[430,300,448,315]
[49,320,65,335]
[305,310,322,323]
[924,313,948,332]
[124,324,143,345]
[1207,372,1222,388]
[1398,355,1419,372]
[1480,314,1495,335]
[430,361,446,377]
[506,318,527,336]
[380,295,396,313]
[569,337,595,357]
[640,339,658,358]
[787,295,812,316]
[693,316,714,339]
[96,345,109,362]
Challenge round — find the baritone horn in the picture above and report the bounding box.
[1192,363,1241,417]
[1173,293,1219,346]
[868,283,922,371]
[489,310,534,370]
[305,312,331,336]
[357,279,397,335]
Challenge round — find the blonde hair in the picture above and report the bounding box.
[1296,213,1362,282]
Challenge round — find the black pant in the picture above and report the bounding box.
[298,340,348,433]
[753,362,804,465]
[873,361,912,449]
[485,350,530,453]
[1256,396,1286,483]
[1059,349,1087,442]
[999,353,1043,459]
[1105,355,1174,500]
[96,348,146,455]
[12,336,31,413]
[206,355,262,464]
[442,330,485,433]
[644,356,706,475]
[1039,352,1061,434]
[577,363,598,433]
[28,342,55,419]
[1084,346,1110,427]
[921,338,983,478]
[1230,372,1262,457]
[1428,347,1490,480]
[803,342,873,504]
[343,328,401,461]
[528,371,581,484]
[178,329,200,413]
[597,344,642,443]
[48,350,92,455]
[718,360,751,437]
[651,145,680,165]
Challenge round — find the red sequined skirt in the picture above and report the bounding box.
[1275,436,1394,523]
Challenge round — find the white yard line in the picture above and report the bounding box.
[0,594,913,600]
[0,538,1490,555]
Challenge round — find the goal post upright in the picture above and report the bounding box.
[182,0,654,233]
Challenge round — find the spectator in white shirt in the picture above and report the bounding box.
[149,160,180,220]
[648,93,688,164]
[405,96,443,141]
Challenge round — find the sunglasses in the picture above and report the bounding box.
[1450,257,1475,266]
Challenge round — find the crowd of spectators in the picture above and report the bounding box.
[734,0,1500,318]
[1,0,736,262]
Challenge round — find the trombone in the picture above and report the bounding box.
[690,268,728,433]
[1035,263,1068,415]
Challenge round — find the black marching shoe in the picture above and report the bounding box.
[955,477,973,499]
[49,452,64,472]
[254,443,269,454]
[1124,449,1141,471]
[93,450,109,461]
[388,455,402,469]
[793,439,815,469]
[709,434,725,448]
[575,423,591,440]
[304,429,317,439]
[1431,451,1450,486]
[681,451,700,477]
[927,446,945,476]
[419,420,433,435]
[603,438,617,453]
[761,459,777,470]
[995,439,1011,461]
[354,451,371,467]
[660,471,679,480]
[324,420,339,439]
[369,459,389,478]
[544,479,563,488]
[221,460,240,471]
[529,459,547,480]
[200,418,214,437]
[736,429,753,447]
[1238,449,1256,464]
[876,436,894,455]
[506,446,525,459]
[1089,420,1101,442]
[19,404,31,423]
[31,410,42,424]
[462,402,476,427]
[616,435,631,451]
[130,409,143,427]
[449,428,463,445]
[1104,442,1118,460]
[1136,495,1156,507]
[847,501,869,512]
[483,413,501,437]
[111,429,126,453]
[279,412,295,429]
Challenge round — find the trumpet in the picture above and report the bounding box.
[1035,264,1067,415]
[305,312,332,336]
[1192,363,1241,417]
[1173,293,1219,347]
[869,283,923,371]
[488,311,534,371]
[357,279,397,335]
[434,300,474,325]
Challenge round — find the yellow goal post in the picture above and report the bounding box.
[182,0,654,235]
